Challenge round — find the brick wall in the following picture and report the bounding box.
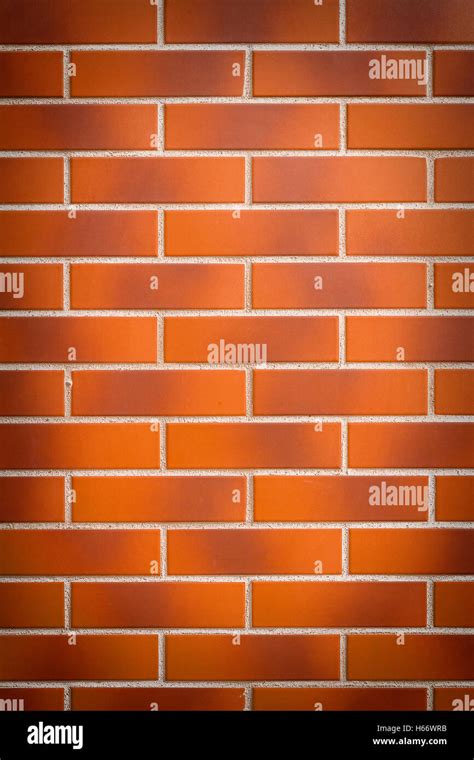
[0,0,473,713]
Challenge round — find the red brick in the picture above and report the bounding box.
[0,688,64,711]
[0,371,64,416]
[436,477,474,522]
[0,583,64,628]
[0,477,64,523]
[434,688,474,711]
[0,51,63,96]
[253,688,427,711]
[0,159,63,203]
[71,688,244,711]
[435,264,474,309]
[435,371,474,415]
[434,583,474,627]
[434,51,474,96]
[0,265,63,310]
[435,159,474,202]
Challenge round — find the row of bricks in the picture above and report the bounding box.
[1,263,473,310]
[1,475,471,523]
[0,317,473,362]
[1,50,472,98]
[0,581,473,629]
[0,0,473,44]
[0,105,473,150]
[0,210,472,256]
[0,528,472,575]
[1,369,473,416]
[0,633,472,681]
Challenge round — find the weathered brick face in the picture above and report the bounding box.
[0,0,472,713]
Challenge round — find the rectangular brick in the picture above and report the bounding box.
[253,582,426,628]
[0,158,63,203]
[71,687,244,711]
[166,634,340,681]
[0,211,158,258]
[434,688,474,711]
[0,0,156,43]
[0,105,156,150]
[0,688,64,711]
[254,476,429,523]
[347,635,474,681]
[0,530,160,576]
[348,423,474,469]
[253,51,427,96]
[0,264,63,310]
[0,317,157,363]
[254,370,427,416]
[346,0,474,43]
[253,157,426,202]
[71,370,246,416]
[0,424,160,470]
[0,51,63,96]
[346,317,474,362]
[0,477,64,523]
[72,476,246,523]
[435,159,474,202]
[0,635,158,681]
[0,583,64,628]
[165,210,338,257]
[167,423,341,470]
[434,51,474,95]
[253,688,427,711]
[435,264,474,309]
[70,263,245,309]
[72,582,245,628]
[71,158,244,203]
[168,529,341,575]
[165,104,339,150]
[71,51,245,96]
[164,0,339,43]
[164,317,338,363]
[436,477,474,522]
[0,371,64,416]
[347,210,474,257]
[434,583,474,627]
[435,370,474,415]
[350,529,474,574]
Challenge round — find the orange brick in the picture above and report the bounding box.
[435,371,474,415]
[348,423,474,469]
[71,687,244,711]
[350,529,474,574]
[0,583,64,628]
[165,210,338,257]
[72,582,245,628]
[436,477,474,522]
[435,264,474,308]
[0,264,63,310]
[0,371,64,416]
[434,583,474,627]
[0,530,160,576]
[434,688,474,711]
[253,582,426,628]
[0,424,160,470]
[71,158,244,203]
[164,317,338,363]
[253,51,427,96]
[254,370,427,416]
[0,0,156,43]
[71,370,245,416]
[347,210,474,257]
[346,0,474,43]
[434,51,474,96]
[167,423,341,470]
[70,263,244,309]
[0,688,64,711]
[0,211,158,258]
[252,263,426,309]
[253,688,427,711]
[0,477,64,523]
[72,476,246,523]
[0,635,158,681]
[164,0,339,43]
[347,635,474,681]
[254,476,429,523]
[435,159,474,202]
[166,634,340,681]
[253,157,426,202]
[0,159,63,203]
[166,105,339,150]
[0,317,157,363]
[346,317,474,362]
[0,105,156,150]
[71,51,245,96]
[0,51,63,96]
[168,528,341,575]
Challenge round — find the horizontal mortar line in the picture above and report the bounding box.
[0,680,472,690]
[0,414,472,422]
[1,43,474,51]
[1,522,472,530]
[1,363,473,371]
[0,468,473,476]
[1,575,473,583]
[1,203,473,211]
[0,627,472,635]
[1,97,473,105]
[1,309,473,316]
[2,150,474,159]
[2,257,474,265]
